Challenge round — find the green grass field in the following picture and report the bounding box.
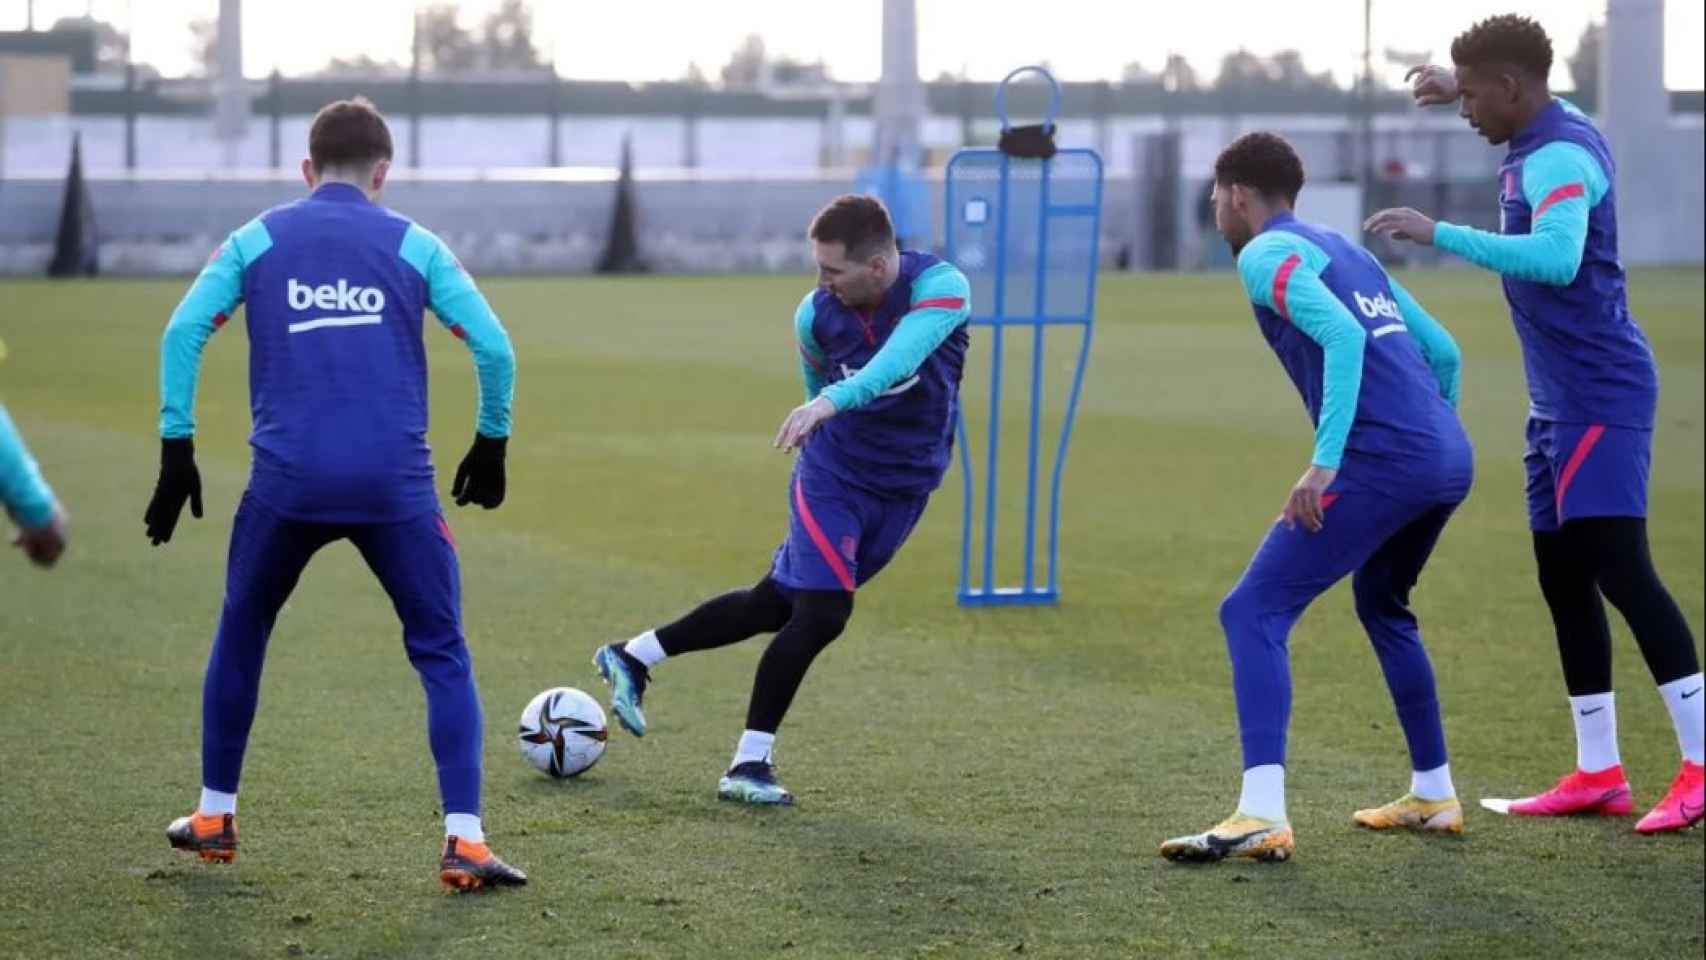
[0,268,1701,959]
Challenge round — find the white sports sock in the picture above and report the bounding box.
[623,630,668,668]
[445,813,484,843]
[1658,673,1705,765]
[1569,692,1621,772]
[731,730,775,769]
[198,787,237,816]
[1237,764,1286,822]
[1410,763,1455,801]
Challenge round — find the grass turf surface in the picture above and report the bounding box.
[0,268,1701,958]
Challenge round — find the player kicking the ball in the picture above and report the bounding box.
[1162,133,1474,863]
[593,194,970,805]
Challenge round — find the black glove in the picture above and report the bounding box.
[452,434,507,509]
[144,438,203,545]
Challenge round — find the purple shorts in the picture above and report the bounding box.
[770,462,929,593]
[1524,418,1651,532]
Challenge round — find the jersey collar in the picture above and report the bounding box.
[311,182,371,204]
[1259,209,1298,234]
[1510,97,1566,153]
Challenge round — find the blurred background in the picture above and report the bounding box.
[0,0,1700,276]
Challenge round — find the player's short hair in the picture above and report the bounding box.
[809,194,896,260]
[1450,14,1553,81]
[308,97,394,173]
[1213,132,1305,205]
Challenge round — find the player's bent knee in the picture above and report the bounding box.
[789,590,854,645]
[1217,587,1260,634]
[1351,573,1404,623]
[749,577,795,633]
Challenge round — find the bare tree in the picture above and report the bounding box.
[187,17,217,78]
[416,4,479,74]
[720,34,767,88]
[49,15,128,74]
[481,0,545,72]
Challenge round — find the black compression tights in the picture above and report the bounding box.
[654,576,854,734]
[1533,517,1699,696]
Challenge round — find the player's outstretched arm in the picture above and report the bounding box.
[148,223,256,545]
[1387,276,1463,408]
[0,403,67,567]
[821,262,970,411]
[1367,142,1602,287]
[401,224,516,509]
[775,263,970,453]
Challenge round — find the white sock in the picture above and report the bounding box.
[623,630,668,668]
[731,730,775,769]
[1410,763,1455,801]
[1570,692,1621,772]
[198,787,237,816]
[1237,764,1286,822]
[1658,673,1705,764]
[445,813,484,843]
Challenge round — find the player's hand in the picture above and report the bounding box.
[1283,465,1338,533]
[774,395,837,454]
[143,437,202,546]
[452,433,507,509]
[1405,64,1459,106]
[12,504,68,568]
[1364,207,1437,246]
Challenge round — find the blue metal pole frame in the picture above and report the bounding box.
[951,66,1100,608]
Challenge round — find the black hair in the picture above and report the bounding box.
[1213,132,1305,205]
[1450,14,1554,81]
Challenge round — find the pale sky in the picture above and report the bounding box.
[7,0,1704,91]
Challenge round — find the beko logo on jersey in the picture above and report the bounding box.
[1353,291,1401,322]
[284,278,387,334]
[286,277,386,314]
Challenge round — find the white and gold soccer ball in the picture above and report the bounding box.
[517,687,607,778]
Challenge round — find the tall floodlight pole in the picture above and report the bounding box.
[874,0,925,168]
[213,0,249,169]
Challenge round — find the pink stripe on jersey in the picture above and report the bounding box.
[1534,182,1586,218]
[1272,254,1303,320]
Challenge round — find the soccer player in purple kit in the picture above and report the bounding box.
[1369,14,1703,834]
[1161,133,1473,864]
[592,194,970,805]
[148,98,528,888]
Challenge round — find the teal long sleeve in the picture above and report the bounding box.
[1238,232,1366,470]
[794,291,830,401]
[1434,139,1606,287]
[400,224,516,438]
[819,261,971,412]
[1387,276,1462,408]
[0,404,55,528]
[160,220,269,438]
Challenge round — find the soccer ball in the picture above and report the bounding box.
[517,687,608,778]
